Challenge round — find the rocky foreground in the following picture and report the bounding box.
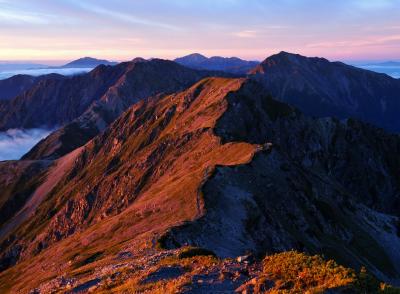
[30,248,398,293]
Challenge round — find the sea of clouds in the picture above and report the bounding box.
[357,65,400,79]
[0,67,93,80]
[0,128,52,161]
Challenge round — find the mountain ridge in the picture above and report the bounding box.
[1,77,400,292]
[175,53,259,74]
[9,59,231,160]
[249,51,400,132]
[1,52,400,292]
[0,74,65,101]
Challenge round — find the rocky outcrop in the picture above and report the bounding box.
[249,51,400,133]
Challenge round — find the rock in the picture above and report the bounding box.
[249,51,400,132]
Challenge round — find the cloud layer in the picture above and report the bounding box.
[0,67,93,80]
[0,128,51,161]
[357,65,400,78]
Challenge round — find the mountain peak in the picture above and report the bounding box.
[62,57,117,68]
[131,57,147,63]
[249,51,400,132]
[175,53,208,63]
[261,51,329,66]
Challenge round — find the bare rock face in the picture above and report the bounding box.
[249,51,400,133]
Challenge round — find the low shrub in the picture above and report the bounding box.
[262,251,400,293]
[263,251,357,293]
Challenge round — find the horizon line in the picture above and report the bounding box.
[1,52,400,66]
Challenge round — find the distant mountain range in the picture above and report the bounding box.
[0,57,117,72]
[0,57,118,80]
[174,53,259,74]
[58,57,118,68]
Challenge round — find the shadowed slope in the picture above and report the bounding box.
[249,51,400,132]
[17,59,227,160]
[0,74,65,101]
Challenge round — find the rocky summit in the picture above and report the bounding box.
[249,51,400,133]
[0,69,400,293]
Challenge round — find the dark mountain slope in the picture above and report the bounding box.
[0,78,399,292]
[0,59,222,131]
[0,64,126,130]
[0,74,64,101]
[175,53,259,74]
[249,51,400,132]
[0,160,50,227]
[1,59,225,159]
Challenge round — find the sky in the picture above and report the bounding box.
[0,0,399,64]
